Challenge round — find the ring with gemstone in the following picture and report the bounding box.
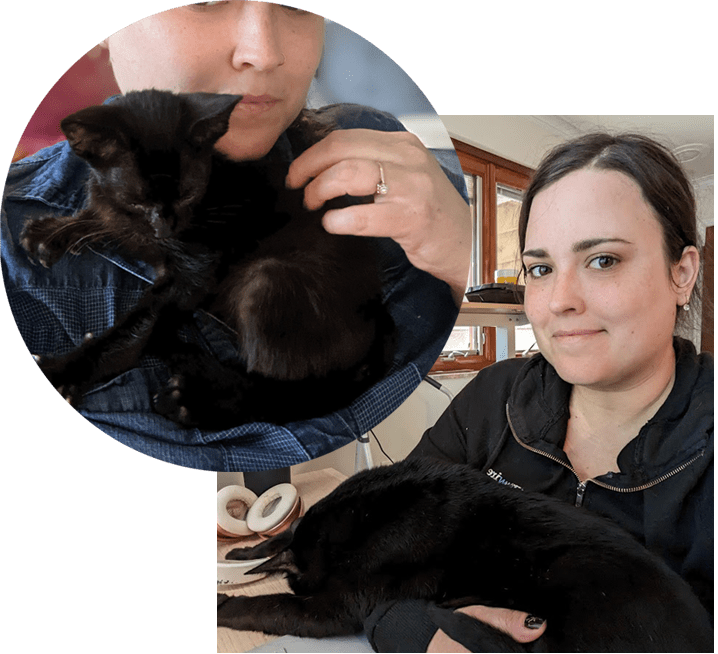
[375,162,389,196]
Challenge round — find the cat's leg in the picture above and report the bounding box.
[36,302,160,404]
[151,346,247,427]
[36,284,183,405]
[154,356,381,428]
[20,210,101,268]
[224,530,294,561]
[217,592,363,638]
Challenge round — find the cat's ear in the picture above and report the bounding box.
[61,106,127,166]
[185,93,243,148]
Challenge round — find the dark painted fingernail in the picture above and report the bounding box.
[524,615,546,629]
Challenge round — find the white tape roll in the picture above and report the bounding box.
[246,483,298,534]
[217,485,259,537]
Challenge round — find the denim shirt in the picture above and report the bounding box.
[2,103,466,471]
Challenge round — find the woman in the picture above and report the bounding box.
[366,133,713,651]
[1,2,471,471]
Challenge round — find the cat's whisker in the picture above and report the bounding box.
[69,230,112,249]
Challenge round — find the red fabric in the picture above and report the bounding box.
[14,46,120,161]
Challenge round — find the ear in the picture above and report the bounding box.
[671,245,701,305]
[184,93,243,148]
[60,106,126,166]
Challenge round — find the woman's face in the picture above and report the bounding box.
[522,168,697,392]
[106,1,325,160]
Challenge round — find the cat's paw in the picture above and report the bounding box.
[20,237,61,268]
[153,375,198,427]
[19,220,64,268]
[224,547,254,561]
[217,593,231,608]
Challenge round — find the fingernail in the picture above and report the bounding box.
[524,615,546,630]
[322,210,350,233]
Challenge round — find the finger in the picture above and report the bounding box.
[302,158,386,211]
[321,201,413,242]
[456,606,547,644]
[286,129,420,189]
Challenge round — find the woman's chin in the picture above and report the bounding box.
[215,130,282,162]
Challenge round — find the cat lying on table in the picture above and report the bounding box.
[217,457,712,652]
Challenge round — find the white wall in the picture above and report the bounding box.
[443,115,713,229]
[441,115,567,169]
[694,175,715,236]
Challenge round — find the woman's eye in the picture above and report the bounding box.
[192,2,227,7]
[588,255,619,270]
[526,264,551,279]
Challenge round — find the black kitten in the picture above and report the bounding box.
[217,458,712,652]
[20,89,395,428]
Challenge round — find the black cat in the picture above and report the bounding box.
[217,458,713,652]
[20,89,395,428]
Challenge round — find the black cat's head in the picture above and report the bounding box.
[61,90,242,239]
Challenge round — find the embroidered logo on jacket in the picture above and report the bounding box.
[486,468,523,490]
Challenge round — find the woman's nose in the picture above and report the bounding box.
[230,3,285,72]
[548,269,585,315]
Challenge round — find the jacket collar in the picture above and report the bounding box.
[507,337,713,483]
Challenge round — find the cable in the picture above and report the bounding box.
[423,375,455,402]
[357,378,454,471]
[370,429,394,464]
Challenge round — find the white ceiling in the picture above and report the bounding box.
[534,115,714,180]
[441,114,714,232]
[442,115,714,182]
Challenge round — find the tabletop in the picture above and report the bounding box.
[217,468,349,653]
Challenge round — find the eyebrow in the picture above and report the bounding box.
[522,238,633,259]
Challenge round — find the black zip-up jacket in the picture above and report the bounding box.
[365,337,713,651]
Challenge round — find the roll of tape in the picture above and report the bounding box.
[246,483,299,535]
[217,485,259,537]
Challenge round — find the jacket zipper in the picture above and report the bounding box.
[505,404,705,507]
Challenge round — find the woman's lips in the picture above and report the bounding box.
[235,95,281,114]
[553,329,604,341]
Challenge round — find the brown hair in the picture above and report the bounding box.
[518,133,702,325]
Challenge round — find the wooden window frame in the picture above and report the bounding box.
[701,225,713,354]
[431,140,533,374]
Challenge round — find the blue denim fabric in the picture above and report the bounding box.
[2,103,466,471]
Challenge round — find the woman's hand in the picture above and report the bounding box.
[286,129,471,305]
[427,605,547,652]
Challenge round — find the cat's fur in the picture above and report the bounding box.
[20,90,395,428]
[217,458,713,652]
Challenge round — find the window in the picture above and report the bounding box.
[431,141,535,373]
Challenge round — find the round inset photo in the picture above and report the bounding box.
[2,1,470,471]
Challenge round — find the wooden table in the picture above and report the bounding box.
[217,468,348,653]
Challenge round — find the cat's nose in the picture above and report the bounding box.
[149,210,171,239]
